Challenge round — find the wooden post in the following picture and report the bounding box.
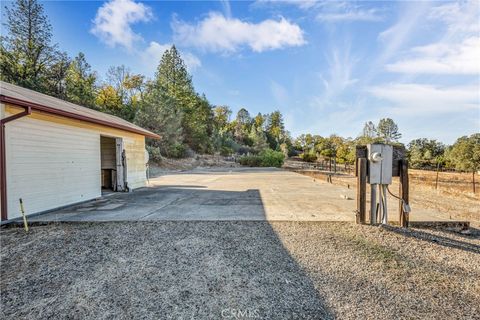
[435,162,440,190]
[356,158,367,224]
[473,171,476,194]
[399,160,409,228]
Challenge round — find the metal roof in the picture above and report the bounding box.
[0,81,160,139]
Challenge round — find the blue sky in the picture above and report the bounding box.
[3,0,480,144]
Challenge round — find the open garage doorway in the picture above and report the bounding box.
[100,136,125,193]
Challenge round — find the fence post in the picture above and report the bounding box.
[356,158,367,224]
[473,171,476,194]
[399,160,409,228]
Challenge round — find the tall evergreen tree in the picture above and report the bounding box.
[64,52,97,108]
[0,0,59,92]
[266,110,286,149]
[213,106,232,133]
[44,51,70,98]
[377,118,402,143]
[155,45,212,153]
[135,80,185,158]
[253,113,265,131]
[234,108,251,143]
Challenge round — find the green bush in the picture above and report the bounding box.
[167,143,187,159]
[260,149,285,167]
[239,149,285,168]
[239,155,262,167]
[146,145,162,163]
[220,146,233,156]
[300,151,317,162]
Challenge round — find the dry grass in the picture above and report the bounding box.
[409,169,478,196]
[1,222,479,319]
[285,160,480,225]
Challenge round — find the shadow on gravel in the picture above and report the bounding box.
[385,225,480,254]
[0,189,333,319]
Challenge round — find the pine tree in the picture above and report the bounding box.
[234,108,251,144]
[213,106,232,133]
[266,110,286,150]
[155,45,212,153]
[377,118,402,143]
[135,80,184,158]
[248,125,269,153]
[0,0,59,92]
[64,52,97,108]
[45,51,70,98]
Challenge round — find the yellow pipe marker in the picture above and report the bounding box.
[19,198,29,232]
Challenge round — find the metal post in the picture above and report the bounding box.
[370,184,377,225]
[378,184,383,224]
[0,123,6,220]
[381,184,388,224]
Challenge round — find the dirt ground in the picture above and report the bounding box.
[285,161,480,225]
[1,222,479,319]
[149,155,239,174]
[27,168,453,223]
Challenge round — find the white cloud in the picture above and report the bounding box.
[429,0,480,35]
[254,0,319,10]
[377,2,431,63]
[317,8,382,22]
[91,0,152,50]
[142,41,201,72]
[368,83,479,115]
[311,45,358,109]
[311,1,384,23]
[386,37,480,75]
[142,41,171,62]
[258,1,383,23]
[172,12,306,53]
[384,1,480,76]
[220,0,232,18]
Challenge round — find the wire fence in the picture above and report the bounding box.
[284,159,478,195]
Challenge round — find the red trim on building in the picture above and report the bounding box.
[0,95,160,139]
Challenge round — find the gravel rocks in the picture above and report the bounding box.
[1,222,479,319]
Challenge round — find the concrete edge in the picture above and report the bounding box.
[1,220,472,230]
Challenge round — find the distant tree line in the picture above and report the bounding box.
[294,119,479,175]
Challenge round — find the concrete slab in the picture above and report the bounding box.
[28,167,451,222]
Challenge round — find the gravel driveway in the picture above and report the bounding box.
[1,222,479,319]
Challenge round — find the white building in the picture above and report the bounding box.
[0,81,159,221]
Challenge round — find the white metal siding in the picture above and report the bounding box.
[4,110,147,219]
[5,116,101,219]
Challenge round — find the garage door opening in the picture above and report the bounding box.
[100,136,126,193]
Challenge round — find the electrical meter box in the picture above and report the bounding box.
[367,144,393,184]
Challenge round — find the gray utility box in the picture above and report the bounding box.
[367,144,393,184]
